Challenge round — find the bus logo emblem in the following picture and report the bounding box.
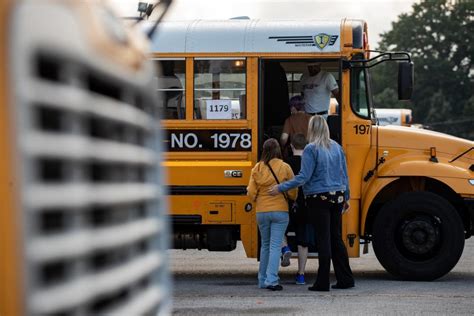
[224,170,243,178]
[314,33,330,49]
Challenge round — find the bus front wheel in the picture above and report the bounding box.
[372,191,465,281]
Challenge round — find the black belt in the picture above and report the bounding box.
[307,111,328,115]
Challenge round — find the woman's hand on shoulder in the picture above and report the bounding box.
[268,185,279,196]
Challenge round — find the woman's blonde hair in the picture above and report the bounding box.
[307,115,331,149]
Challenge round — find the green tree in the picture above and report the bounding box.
[371,0,474,139]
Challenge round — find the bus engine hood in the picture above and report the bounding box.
[375,125,474,167]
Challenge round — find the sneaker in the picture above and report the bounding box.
[295,273,305,285]
[281,246,292,267]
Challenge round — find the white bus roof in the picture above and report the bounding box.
[150,19,345,54]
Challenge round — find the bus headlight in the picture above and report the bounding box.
[469,179,474,186]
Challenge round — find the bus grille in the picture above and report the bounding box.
[13,49,169,315]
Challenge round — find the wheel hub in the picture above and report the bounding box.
[401,219,438,255]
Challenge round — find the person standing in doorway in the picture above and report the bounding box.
[269,116,354,292]
[247,139,297,291]
[280,95,312,156]
[300,62,340,117]
[285,134,315,285]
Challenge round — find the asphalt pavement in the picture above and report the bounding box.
[170,238,474,315]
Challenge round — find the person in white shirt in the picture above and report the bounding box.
[300,62,340,116]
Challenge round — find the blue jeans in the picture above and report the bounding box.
[257,211,289,287]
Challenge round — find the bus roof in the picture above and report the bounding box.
[150,19,351,54]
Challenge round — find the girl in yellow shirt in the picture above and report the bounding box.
[247,139,297,291]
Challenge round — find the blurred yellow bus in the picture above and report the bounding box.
[1,1,170,314]
[330,102,413,126]
[375,108,412,126]
[151,19,474,281]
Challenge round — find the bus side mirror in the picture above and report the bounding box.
[398,62,414,100]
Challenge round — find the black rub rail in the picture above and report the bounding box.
[167,185,247,195]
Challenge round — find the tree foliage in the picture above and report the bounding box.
[371,0,474,139]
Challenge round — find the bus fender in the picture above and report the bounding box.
[361,176,399,235]
[362,159,473,235]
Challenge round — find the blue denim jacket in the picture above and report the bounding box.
[278,140,350,201]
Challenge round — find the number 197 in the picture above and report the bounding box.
[353,124,371,134]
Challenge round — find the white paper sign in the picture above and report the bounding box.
[206,99,232,120]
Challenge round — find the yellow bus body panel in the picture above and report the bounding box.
[359,126,473,234]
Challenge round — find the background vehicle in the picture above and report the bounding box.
[330,101,413,126]
[0,1,170,314]
[151,19,474,281]
[374,108,412,126]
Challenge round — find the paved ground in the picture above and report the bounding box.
[169,238,474,315]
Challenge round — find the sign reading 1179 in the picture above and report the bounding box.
[165,129,252,152]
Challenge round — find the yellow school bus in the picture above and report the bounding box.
[151,19,474,281]
[0,1,170,314]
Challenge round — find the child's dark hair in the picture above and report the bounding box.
[261,138,282,164]
[291,133,307,150]
[289,95,305,111]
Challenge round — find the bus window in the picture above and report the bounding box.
[351,68,370,118]
[286,72,304,98]
[155,59,186,119]
[194,59,246,120]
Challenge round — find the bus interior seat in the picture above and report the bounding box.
[193,101,202,119]
[164,91,183,119]
[175,93,184,119]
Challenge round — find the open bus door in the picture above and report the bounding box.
[258,58,347,257]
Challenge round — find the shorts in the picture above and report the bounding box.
[295,222,316,248]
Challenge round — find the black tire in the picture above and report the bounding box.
[372,191,465,281]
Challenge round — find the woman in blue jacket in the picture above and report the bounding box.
[269,115,354,292]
